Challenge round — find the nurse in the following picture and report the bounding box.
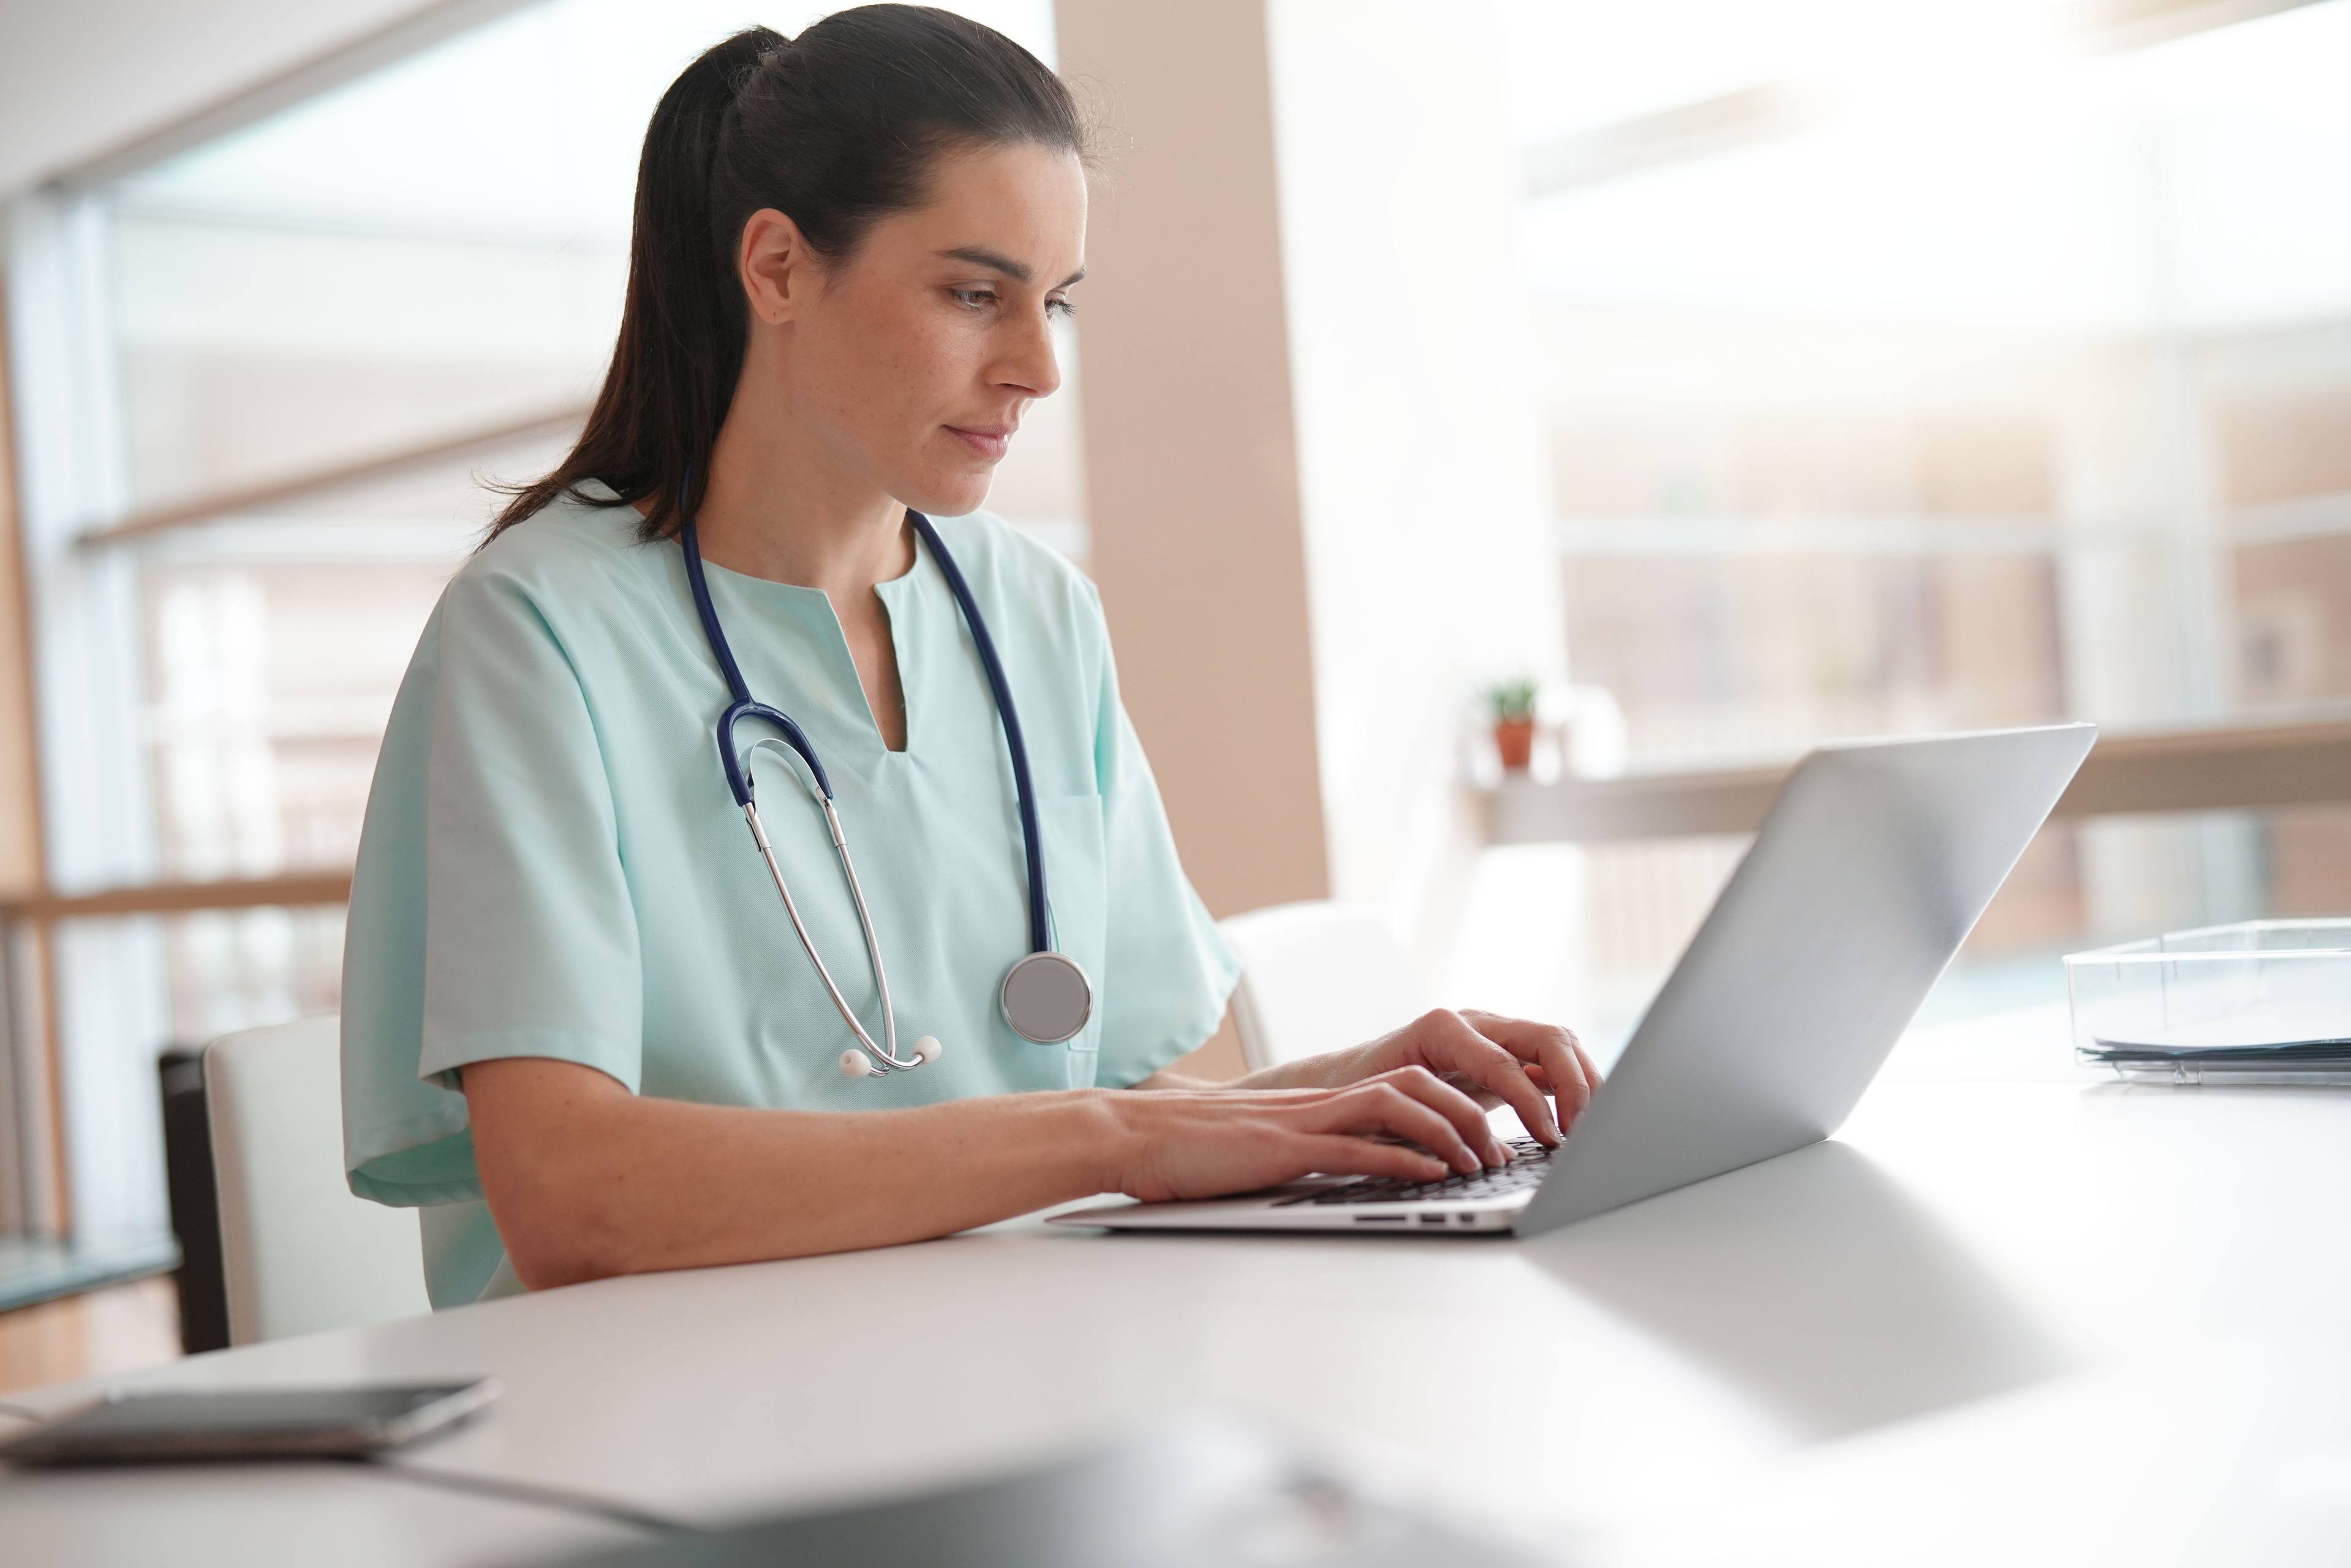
[341,5,1599,1308]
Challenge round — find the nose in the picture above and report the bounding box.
[998,304,1063,401]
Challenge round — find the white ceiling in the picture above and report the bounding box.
[108,0,1055,247]
[0,0,451,198]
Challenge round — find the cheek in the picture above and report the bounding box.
[815,310,964,439]
[889,323,966,418]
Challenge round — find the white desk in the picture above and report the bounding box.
[0,1461,649,1567]
[7,1008,2349,1565]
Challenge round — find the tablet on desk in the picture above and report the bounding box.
[0,1379,499,1465]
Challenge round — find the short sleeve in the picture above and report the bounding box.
[341,565,643,1207]
[1080,584,1242,1087]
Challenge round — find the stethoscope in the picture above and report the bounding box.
[677,480,1094,1079]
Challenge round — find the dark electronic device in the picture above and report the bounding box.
[0,1379,498,1465]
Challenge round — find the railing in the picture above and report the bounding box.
[3,872,354,921]
[74,404,589,549]
[0,873,354,1238]
[1483,711,2351,845]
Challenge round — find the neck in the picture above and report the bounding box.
[676,371,915,599]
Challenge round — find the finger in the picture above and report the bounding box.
[1442,1010,1566,1145]
[1526,1023,1593,1134]
[1375,1063,1511,1167]
[1311,1082,1483,1174]
[1360,1081,1487,1174]
[1417,1012,1557,1152]
[1293,1134,1449,1185]
[1461,1012,1590,1143]
[1569,1035,1604,1092]
[1540,1033,1593,1132]
[1549,1031,1597,1129]
[1436,1071,1508,1113]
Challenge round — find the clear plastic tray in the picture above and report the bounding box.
[2064,919,2351,1087]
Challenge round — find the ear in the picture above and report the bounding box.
[738,207,818,328]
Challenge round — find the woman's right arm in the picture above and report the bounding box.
[461,1058,1506,1291]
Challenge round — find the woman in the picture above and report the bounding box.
[341,5,1597,1308]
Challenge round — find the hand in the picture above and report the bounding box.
[1272,1009,1601,1148]
[1104,1068,1513,1205]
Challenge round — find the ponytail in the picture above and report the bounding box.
[485,6,1096,546]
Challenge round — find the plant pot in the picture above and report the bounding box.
[1493,717,1535,772]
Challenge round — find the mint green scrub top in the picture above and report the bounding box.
[339,480,1239,1308]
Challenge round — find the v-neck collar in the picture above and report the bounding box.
[578,478,940,763]
[679,507,935,764]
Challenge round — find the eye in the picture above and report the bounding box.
[948,287,1077,320]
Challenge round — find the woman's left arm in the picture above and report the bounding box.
[1133,1008,1601,1148]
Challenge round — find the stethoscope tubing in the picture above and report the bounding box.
[902,510,1051,957]
[680,492,1051,952]
[741,786,920,1071]
[674,469,1074,1068]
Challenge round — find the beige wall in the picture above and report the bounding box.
[1052,1,1576,1047]
[1054,0,1331,929]
[0,282,45,899]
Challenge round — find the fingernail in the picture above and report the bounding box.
[1487,1140,1509,1166]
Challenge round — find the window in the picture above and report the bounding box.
[9,0,1074,1240]
[1498,0,2351,1037]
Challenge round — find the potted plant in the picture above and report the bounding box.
[1486,676,1538,773]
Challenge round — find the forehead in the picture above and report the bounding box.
[877,142,1087,270]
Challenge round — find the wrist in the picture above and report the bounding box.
[1062,1088,1141,1196]
[1240,1042,1371,1093]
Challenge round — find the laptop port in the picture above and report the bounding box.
[1417,1215,1445,1225]
[1352,1215,1407,1224]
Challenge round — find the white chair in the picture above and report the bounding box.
[204,1014,430,1344]
[1216,901,1425,1073]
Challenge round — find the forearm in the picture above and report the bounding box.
[477,1077,1127,1289]
[1134,1049,1365,1094]
[1126,1003,1370,1093]
[468,1045,1525,1288]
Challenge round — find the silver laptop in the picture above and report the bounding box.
[1052,723,2096,1238]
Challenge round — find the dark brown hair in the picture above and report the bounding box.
[485,6,1095,546]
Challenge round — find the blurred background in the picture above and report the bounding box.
[1,0,2345,1367]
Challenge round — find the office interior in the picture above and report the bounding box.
[0,0,2346,1562]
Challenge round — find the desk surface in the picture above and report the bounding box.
[9,1006,2349,1566]
[0,1458,649,1567]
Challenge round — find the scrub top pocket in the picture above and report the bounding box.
[1038,791,1109,1085]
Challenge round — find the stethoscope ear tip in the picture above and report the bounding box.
[914,1035,943,1065]
[838,1049,876,1079]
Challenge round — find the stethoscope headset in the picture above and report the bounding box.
[675,467,1094,1078]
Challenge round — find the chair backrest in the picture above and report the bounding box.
[1217,901,1424,1073]
[204,1014,429,1344]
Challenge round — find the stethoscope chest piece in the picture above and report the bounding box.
[1001,951,1093,1044]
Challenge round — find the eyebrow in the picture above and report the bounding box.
[937,246,1086,289]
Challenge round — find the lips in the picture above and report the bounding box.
[947,425,1011,460]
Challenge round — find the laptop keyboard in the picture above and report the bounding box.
[1269,1136,1558,1207]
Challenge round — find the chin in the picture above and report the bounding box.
[903,470,994,519]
